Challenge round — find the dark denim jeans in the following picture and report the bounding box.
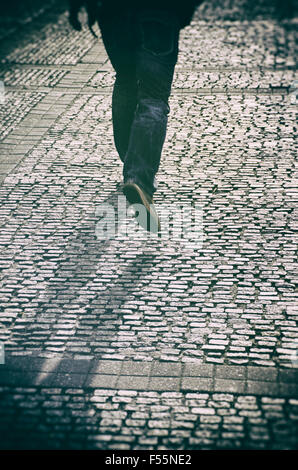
[98,6,180,196]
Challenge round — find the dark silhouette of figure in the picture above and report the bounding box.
[68,0,203,232]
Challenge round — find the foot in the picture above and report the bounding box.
[122,180,160,234]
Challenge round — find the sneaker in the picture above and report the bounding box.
[123,180,161,234]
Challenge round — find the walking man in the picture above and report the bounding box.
[69,0,202,232]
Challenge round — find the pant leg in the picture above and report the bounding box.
[123,8,180,196]
[98,9,138,162]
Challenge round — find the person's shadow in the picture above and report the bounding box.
[2,185,168,449]
[22,183,166,361]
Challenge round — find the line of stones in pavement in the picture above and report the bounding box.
[1,357,297,397]
[1,64,296,71]
[3,85,290,95]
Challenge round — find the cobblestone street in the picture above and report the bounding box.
[0,0,297,450]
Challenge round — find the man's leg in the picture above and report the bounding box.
[98,9,137,162]
[123,8,180,197]
[112,72,138,162]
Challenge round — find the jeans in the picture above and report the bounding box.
[98,6,181,197]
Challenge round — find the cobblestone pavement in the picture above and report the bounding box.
[0,0,297,450]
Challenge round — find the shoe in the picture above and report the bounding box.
[123,180,161,234]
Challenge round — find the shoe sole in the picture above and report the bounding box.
[123,183,161,234]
